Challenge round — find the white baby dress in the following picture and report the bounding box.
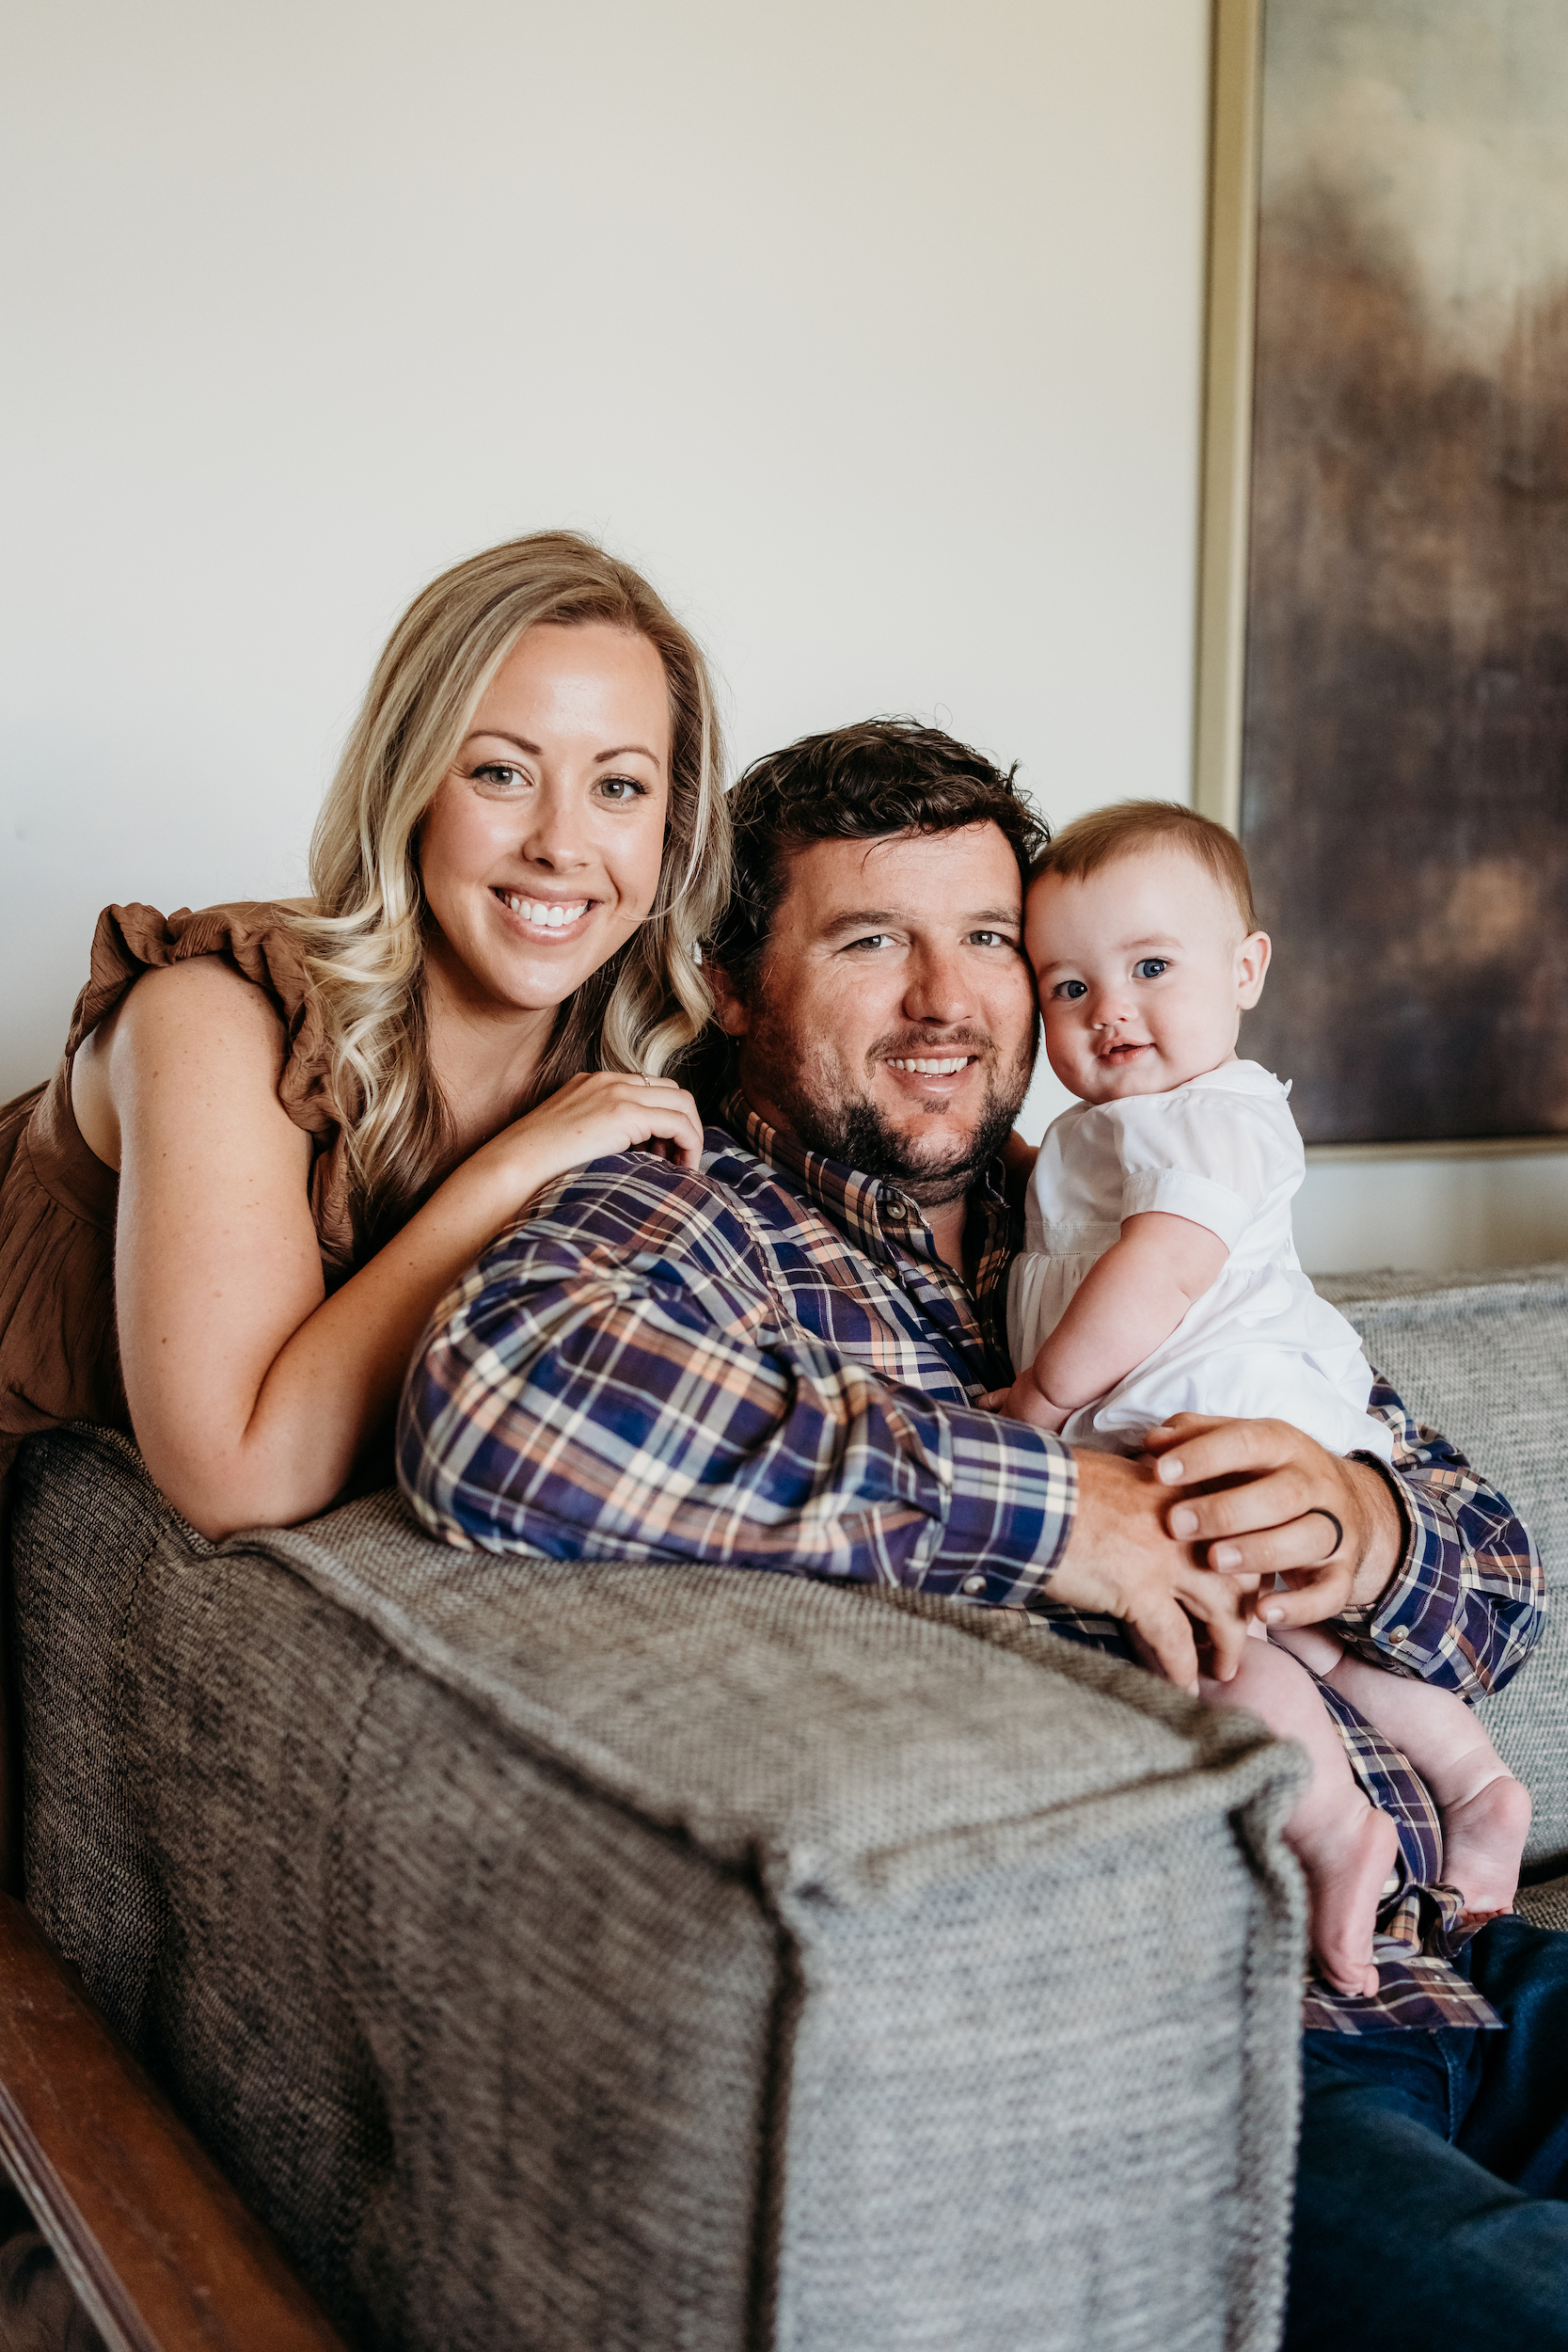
[1006,1058,1394,1461]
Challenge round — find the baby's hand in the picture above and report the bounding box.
[977,1382,1072,1435]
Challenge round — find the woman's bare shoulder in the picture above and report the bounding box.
[74,956,295,1171]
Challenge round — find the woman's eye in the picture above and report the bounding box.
[595,774,648,803]
[473,762,527,789]
[1133,959,1169,980]
[1052,978,1088,1001]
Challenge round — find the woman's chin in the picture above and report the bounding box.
[481,925,634,1016]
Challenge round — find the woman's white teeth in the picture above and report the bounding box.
[499,893,589,928]
[887,1057,972,1074]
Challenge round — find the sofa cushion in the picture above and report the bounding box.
[12,1422,1306,2352]
[1320,1263,1568,1867]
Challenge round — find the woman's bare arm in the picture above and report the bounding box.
[89,960,704,1537]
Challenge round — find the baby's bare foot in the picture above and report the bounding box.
[1286,1799,1402,1999]
[1442,1773,1532,1921]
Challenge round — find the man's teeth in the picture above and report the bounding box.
[498,893,589,928]
[886,1057,973,1075]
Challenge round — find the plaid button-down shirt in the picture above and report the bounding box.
[400,1097,1544,2035]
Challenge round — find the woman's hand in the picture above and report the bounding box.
[1140,1414,1403,1628]
[482,1070,705,1202]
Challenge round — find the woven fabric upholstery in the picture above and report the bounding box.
[1515,1877,1568,1933]
[1319,1263,1568,1867]
[11,1424,1306,2352]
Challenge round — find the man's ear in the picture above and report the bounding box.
[705,961,751,1039]
[1235,930,1271,1011]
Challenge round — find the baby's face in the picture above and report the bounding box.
[1025,845,1269,1104]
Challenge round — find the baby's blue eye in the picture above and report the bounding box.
[1133,959,1169,980]
[1053,978,1088,1000]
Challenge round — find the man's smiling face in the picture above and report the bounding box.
[713,822,1037,1204]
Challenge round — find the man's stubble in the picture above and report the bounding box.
[741,1000,1036,1208]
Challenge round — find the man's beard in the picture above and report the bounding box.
[753,1020,1034,1206]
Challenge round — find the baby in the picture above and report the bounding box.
[990,799,1529,1997]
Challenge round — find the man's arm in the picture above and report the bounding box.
[1139,1376,1543,1702]
[397,1158,1252,1687]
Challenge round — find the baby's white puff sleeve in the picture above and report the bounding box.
[1090,1090,1297,1250]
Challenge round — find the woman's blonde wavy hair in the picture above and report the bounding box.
[290,532,730,1253]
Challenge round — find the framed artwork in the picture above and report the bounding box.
[1196,0,1568,1155]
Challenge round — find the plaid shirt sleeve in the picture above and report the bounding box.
[1327,1371,1544,1700]
[398,1155,1078,1604]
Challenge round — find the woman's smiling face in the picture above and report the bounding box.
[420,619,672,1018]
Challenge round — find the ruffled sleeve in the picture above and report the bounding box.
[0,900,355,1471]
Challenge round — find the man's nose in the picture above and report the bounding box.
[902,945,973,1027]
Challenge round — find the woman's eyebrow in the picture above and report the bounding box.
[457,731,661,765]
[461,729,542,755]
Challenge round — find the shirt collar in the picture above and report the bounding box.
[720,1089,1015,1302]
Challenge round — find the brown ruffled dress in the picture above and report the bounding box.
[0,903,357,1479]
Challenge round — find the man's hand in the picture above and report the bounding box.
[1139,1415,1403,1628]
[1049,1450,1257,1693]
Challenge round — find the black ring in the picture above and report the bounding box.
[1312,1508,1345,1563]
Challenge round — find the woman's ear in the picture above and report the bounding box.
[1235,930,1271,1010]
[705,961,750,1039]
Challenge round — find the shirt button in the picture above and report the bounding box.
[961,1574,987,1596]
[1389,1626,1410,1644]
[883,1199,906,1223]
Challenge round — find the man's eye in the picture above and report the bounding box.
[1051,978,1088,1001]
[968,930,1010,947]
[845,933,894,952]
[596,774,648,802]
[1133,959,1169,980]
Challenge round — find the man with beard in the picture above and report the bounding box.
[400,725,1568,2345]
[399,724,1568,2343]
[402,720,1493,1690]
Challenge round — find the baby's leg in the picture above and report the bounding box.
[1310,1651,1530,1922]
[1201,1638,1398,1998]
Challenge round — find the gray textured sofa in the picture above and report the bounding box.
[8,1262,1568,2352]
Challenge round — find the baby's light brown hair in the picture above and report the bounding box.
[1031,800,1259,932]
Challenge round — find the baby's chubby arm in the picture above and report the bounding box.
[996,1212,1229,1432]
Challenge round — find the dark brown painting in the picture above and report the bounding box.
[1237,0,1568,1143]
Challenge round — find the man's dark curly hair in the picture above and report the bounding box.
[706,717,1049,992]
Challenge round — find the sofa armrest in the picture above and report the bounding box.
[0,1895,348,2352]
[13,1431,1310,2352]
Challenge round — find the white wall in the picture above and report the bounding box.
[4,0,1564,1273]
[3,0,1207,1077]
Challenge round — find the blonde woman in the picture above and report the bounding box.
[0,532,729,1537]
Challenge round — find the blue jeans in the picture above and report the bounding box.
[1287,1916,1568,2347]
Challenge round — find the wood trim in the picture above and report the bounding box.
[0,1895,349,2352]
[1306,1132,1568,1167]
[0,1473,19,1898]
[1193,0,1263,832]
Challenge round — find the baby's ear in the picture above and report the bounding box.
[1235,930,1271,1009]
